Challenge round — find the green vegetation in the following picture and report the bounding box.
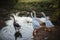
[18,0,52,2]
[0,0,60,25]
[0,0,18,9]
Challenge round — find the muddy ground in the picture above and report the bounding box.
[33,25,60,40]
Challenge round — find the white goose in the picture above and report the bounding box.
[15,12,20,16]
[41,12,54,28]
[31,12,41,29]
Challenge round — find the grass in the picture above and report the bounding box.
[18,0,52,3]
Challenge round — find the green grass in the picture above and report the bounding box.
[18,0,52,2]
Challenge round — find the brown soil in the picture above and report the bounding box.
[33,26,60,40]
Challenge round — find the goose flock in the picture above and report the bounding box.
[0,11,54,40]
